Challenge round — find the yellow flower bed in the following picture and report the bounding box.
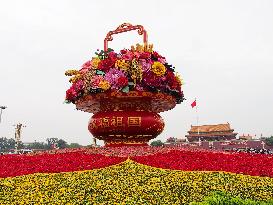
[1,159,273,204]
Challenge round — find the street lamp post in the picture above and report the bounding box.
[0,106,7,123]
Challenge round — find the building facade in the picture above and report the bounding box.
[185,123,237,142]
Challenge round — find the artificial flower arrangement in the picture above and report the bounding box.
[65,44,184,104]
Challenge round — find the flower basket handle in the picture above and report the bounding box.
[104,23,148,51]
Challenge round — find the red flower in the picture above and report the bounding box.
[151,51,164,60]
[139,52,151,60]
[66,87,78,101]
[1,147,273,178]
[143,71,163,88]
[108,51,117,60]
[65,80,84,102]
[72,80,84,92]
[98,58,116,72]
[165,71,179,90]
[120,49,128,54]
[133,149,273,177]
[117,76,128,87]
[0,151,125,178]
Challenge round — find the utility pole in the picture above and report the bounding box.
[0,106,7,123]
[13,123,26,154]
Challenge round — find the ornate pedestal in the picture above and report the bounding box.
[76,91,176,146]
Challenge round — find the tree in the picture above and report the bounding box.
[0,137,9,152]
[25,142,47,150]
[265,136,273,146]
[46,138,69,149]
[46,138,59,149]
[166,137,176,143]
[57,139,68,149]
[150,140,164,147]
[69,143,82,148]
[0,137,24,152]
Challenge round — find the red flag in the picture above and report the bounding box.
[191,100,196,108]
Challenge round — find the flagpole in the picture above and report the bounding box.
[195,98,199,135]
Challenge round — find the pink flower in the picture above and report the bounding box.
[135,84,144,91]
[65,80,84,102]
[139,59,151,72]
[121,51,134,61]
[82,61,92,70]
[104,68,127,90]
[91,75,104,88]
[79,68,88,74]
[142,71,164,88]
[73,80,84,92]
[158,57,166,64]
[133,52,141,59]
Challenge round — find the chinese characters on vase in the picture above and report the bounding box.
[88,111,164,146]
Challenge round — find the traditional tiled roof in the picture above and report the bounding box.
[189,123,233,133]
[186,133,236,137]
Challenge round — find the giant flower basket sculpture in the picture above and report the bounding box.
[65,23,184,146]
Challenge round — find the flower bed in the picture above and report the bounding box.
[132,149,273,177]
[1,147,273,204]
[1,159,273,204]
[0,151,125,178]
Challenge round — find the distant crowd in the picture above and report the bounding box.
[231,148,273,154]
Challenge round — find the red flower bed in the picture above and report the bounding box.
[1,147,273,179]
[0,151,125,178]
[132,149,273,177]
[41,146,178,157]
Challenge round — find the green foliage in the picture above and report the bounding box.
[46,138,68,149]
[57,139,68,149]
[1,137,82,152]
[25,142,47,150]
[190,191,273,205]
[63,100,71,104]
[0,137,23,152]
[96,70,105,75]
[95,48,114,60]
[265,136,273,146]
[121,86,129,93]
[150,140,164,147]
[46,138,59,149]
[68,143,83,148]
[46,138,83,149]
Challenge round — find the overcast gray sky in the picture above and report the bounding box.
[0,0,272,145]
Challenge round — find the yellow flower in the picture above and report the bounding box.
[131,43,154,52]
[99,80,110,90]
[115,60,130,72]
[69,74,82,83]
[91,57,100,68]
[65,70,79,76]
[175,72,184,85]
[151,62,166,76]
